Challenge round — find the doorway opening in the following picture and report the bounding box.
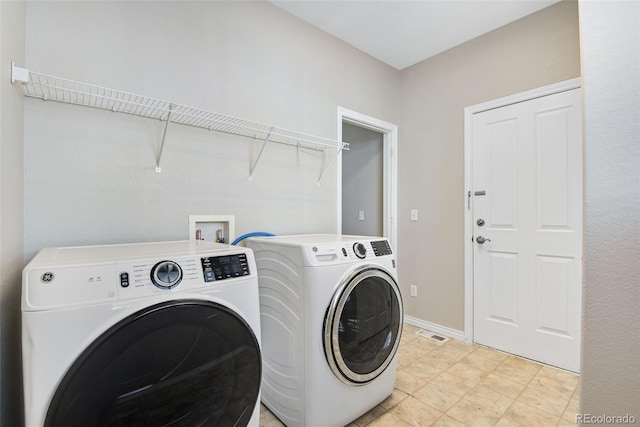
[336,107,397,250]
[341,123,384,236]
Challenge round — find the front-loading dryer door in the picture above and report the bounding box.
[323,266,403,385]
[45,300,261,427]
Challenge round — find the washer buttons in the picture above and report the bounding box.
[119,272,129,288]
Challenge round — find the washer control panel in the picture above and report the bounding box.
[22,242,258,310]
[113,251,254,300]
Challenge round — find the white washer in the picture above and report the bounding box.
[22,240,262,427]
[247,234,404,427]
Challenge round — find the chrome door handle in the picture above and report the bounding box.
[476,236,491,244]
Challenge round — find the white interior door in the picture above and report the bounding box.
[472,88,582,372]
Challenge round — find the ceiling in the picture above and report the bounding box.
[269,0,560,70]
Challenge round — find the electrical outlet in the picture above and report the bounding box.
[358,210,365,221]
[410,285,417,297]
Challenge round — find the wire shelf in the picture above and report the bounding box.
[19,69,348,152]
[12,64,348,180]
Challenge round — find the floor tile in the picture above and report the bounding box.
[462,351,503,372]
[432,414,467,427]
[472,345,509,362]
[399,332,420,348]
[391,396,443,426]
[378,388,409,410]
[402,358,447,382]
[463,384,515,415]
[400,340,435,360]
[402,323,421,335]
[477,373,527,398]
[367,411,413,427]
[496,400,560,427]
[444,339,477,353]
[446,398,501,427]
[259,408,285,427]
[562,393,579,423]
[412,336,442,353]
[394,369,427,394]
[446,359,490,384]
[537,365,580,388]
[518,384,569,416]
[493,355,542,384]
[352,404,388,426]
[396,352,414,370]
[413,382,462,412]
[428,345,470,365]
[418,352,458,371]
[430,371,478,397]
[530,369,578,400]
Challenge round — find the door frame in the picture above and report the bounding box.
[463,78,582,342]
[336,107,398,251]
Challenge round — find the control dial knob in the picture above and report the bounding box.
[353,242,367,259]
[151,260,183,289]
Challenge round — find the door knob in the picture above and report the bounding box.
[476,236,491,244]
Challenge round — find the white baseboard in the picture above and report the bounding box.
[403,315,467,343]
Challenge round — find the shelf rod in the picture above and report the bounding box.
[156,104,174,173]
[248,127,273,181]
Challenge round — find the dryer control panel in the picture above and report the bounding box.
[201,254,250,282]
[371,240,393,257]
[300,238,394,266]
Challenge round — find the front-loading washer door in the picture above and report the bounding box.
[323,266,403,385]
[45,300,261,427]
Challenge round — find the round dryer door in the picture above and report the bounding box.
[44,300,261,427]
[323,266,403,384]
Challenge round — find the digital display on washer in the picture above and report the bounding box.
[201,254,250,282]
[371,240,393,256]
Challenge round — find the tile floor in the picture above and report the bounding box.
[259,323,580,426]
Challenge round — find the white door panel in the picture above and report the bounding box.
[473,88,582,372]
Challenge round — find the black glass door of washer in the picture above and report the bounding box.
[324,267,403,384]
[45,300,261,427]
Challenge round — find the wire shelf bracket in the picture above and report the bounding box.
[11,63,349,180]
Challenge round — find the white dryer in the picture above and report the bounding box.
[246,234,403,427]
[22,240,262,427]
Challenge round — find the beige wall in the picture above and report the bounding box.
[579,0,640,419]
[0,2,26,426]
[397,0,581,331]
